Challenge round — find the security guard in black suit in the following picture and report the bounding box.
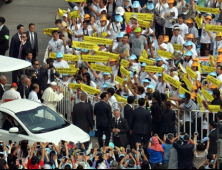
[0,17,9,55]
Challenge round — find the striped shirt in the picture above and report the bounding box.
[181,99,202,119]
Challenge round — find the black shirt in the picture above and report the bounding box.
[211,97,221,105]
[150,102,162,123]
[0,159,6,169]
[2,119,15,131]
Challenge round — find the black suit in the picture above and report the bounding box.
[18,85,30,99]
[20,41,32,60]
[72,102,94,133]
[0,84,5,100]
[26,31,38,59]
[208,129,217,155]
[124,104,134,148]
[0,25,9,55]
[130,107,152,147]
[110,117,129,148]
[9,33,21,58]
[94,101,112,147]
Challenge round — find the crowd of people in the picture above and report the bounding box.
[1,0,222,169]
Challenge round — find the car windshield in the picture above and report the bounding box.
[16,106,70,134]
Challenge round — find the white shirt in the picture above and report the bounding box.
[96,25,110,38]
[137,93,146,100]
[53,60,69,68]
[179,23,189,38]
[171,35,185,54]
[213,38,222,57]
[1,88,21,103]
[109,95,119,111]
[164,7,178,28]
[109,22,121,40]
[142,28,154,36]
[183,60,193,68]
[76,27,94,42]
[166,43,175,53]
[48,39,65,53]
[138,71,148,85]
[96,6,107,21]
[18,33,22,41]
[155,3,168,18]
[200,24,213,44]
[0,24,4,31]
[188,26,199,39]
[28,91,40,102]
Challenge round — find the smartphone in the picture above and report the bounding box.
[19,160,22,165]
[126,149,131,154]
[37,142,40,145]
[61,140,65,145]
[9,140,12,145]
[48,142,52,145]
[79,152,84,156]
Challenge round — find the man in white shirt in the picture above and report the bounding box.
[171,25,185,56]
[53,52,69,68]
[178,14,189,39]
[107,88,120,112]
[97,0,107,21]
[216,66,222,91]
[185,18,199,43]
[48,30,65,54]
[28,84,40,102]
[1,83,21,103]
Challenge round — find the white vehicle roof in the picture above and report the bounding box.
[0,55,31,72]
[0,99,42,113]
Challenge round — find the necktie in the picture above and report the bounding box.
[31,32,35,49]
[115,119,118,128]
[18,43,23,59]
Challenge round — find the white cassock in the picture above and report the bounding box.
[28,91,41,103]
[1,88,21,103]
[42,87,63,112]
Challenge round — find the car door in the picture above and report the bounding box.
[0,111,36,145]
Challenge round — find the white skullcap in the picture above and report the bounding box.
[50,82,57,86]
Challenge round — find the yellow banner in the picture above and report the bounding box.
[138,57,155,65]
[56,68,79,74]
[81,84,101,95]
[183,75,193,90]
[186,66,197,79]
[145,66,163,73]
[201,88,214,102]
[72,41,99,51]
[163,73,181,88]
[115,76,124,85]
[120,59,130,68]
[208,105,221,112]
[68,83,81,90]
[172,44,183,51]
[81,55,109,63]
[202,65,216,73]
[69,65,76,68]
[179,62,187,73]
[197,94,203,106]
[91,63,112,73]
[84,36,113,45]
[44,28,59,35]
[58,8,67,16]
[157,49,173,59]
[179,86,190,94]
[120,66,130,77]
[66,0,86,2]
[114,93,127,103]
[195,5,220,14]
[70,11,80,19]
[137,19,150,28]
[124,12,154,23]
[95,51,119,60]
[141,49,148,58]
[194,16,203,29]
[205,24,222,32]
[49,52,79,61]
[206,75,221,87]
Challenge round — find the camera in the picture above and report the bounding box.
[111,16,116,23]
[170,12,175,17]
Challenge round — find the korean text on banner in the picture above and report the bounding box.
[69,83,81,90]
[81,84,101,95]
[115,76,124,85]
[208,105,221,112]
[183,75,193,90]
[195,5,220,14]
[163,73,181,88]
[90,63,112,73]
[49,52,79,61]
[56,68,79,75]
[44,28,59,34]
[137,19,150,28]
[206,75,221,87]
[95,51,119,60]
[72,41,99,51]
[84,36,113,45]
[205,24,222,32]
[124,12,154,23]
[201,88,214,102]
[81,55,109,63]
[157,49,173,59]
[114,94,127,103]
[202,65,216,73]
[197,94,203,106]
[138,57,155,65]
[120,59,130,68]
[179,86,190,94]
[145,66,163,73]
[186,66,197,79]
[120,66,130,77]
[172,44,183,51]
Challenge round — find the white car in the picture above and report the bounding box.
[0,99,92,153]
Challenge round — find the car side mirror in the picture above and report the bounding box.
[9,127,19,133]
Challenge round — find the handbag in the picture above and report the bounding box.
[155,15,166,26]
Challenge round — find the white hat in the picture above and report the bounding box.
[116,7,125,16]
[50,82,57,86]
[63,13,68,18]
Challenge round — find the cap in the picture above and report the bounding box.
[187,34,194,39]
[102,83,110,88]
[218,48,222,53]
[157,58,163,62]
[205,14,212,20]
[185,41,193,46]
[63,14,68,18]
[117,32,125,38]
[217,58,222,62]
[147,2,154,10]
[167,0,175,3]
[130,14,138,20]
[50,82,57,86]
[191,92,196,100]
[142,79,150,83]
[186,18,194,24]
[132,1,140,8]
[109,142,115,149]
[146,83,155,89]
[163,35,169,43]
[158,73,162,77]
[115,15,123,22]
[193,85,198,91]
[62,74,69,77]
[103,72,111,76]
[184,51,193,56]
[192,62,199,67]
[56,52,63,58]
[209,71,217,77]
[216,32,222,37]
[84,14,90,19]
[100,16,107,21]
[61,21,67,27]
[11,83,17,87]
[194,80,201,87]
[129,54,137,60]
[116,7,125,15]
[109,59,117,62]
[173,25,180,30]
[141,63,147,67]
[81,49,89,53]
[179,94,186,99]
[193,58,200,62]
[210,84,217,89]
[134,27,142,33]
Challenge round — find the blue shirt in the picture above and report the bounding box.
[163,144,173,164]
[147,144,164,164]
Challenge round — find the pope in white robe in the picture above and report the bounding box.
[42,82,64,112]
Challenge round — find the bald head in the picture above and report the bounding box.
[0,76,7,85]
[25,78,31,87]
[32,84,39,93]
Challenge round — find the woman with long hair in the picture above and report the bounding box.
[15,140,30,165]
[83,72,97,89]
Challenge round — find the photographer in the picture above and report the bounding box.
[107,14,122,40]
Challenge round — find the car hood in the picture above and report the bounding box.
[35,124,90,143]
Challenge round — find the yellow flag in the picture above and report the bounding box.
[49,52,79,61]
[183,75,193,91]
[120,59,130,68]
[186,66,197,79]
[141,50,148,58]
[206,75,221,87]
[205,24,222,32]
[124,12,154,23]
[101,32,107,38]
[208,105,221,112]
[72,41,99,51]
[163,73,181,88]
[202,65,216,73]
[179,86,190,94]
[138,57,155,65]
[120,66,130,77]
[84,36,113,45]
[145,66,163,73]
[58,8,67,16]
[172,44,183,51]
[198,62,202,74]
[157,49,173,59]
[114,93,127,103]
[69,83,81,90]
[81,55,109,63]
[91,32,97,37]
[91,63,112,73]
[197,94,203,106]
[44,28,59,35]
[195,16,203,29]
[69,11,80,19]
[201,88,214,102]
[81,84,101,95]
[95,51,119,60]
[115,76,124,85]
[195,5,220,14]
[56,68,79,74]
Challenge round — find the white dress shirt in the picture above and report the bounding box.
[0,24,4,31]
[28,90,40,102]
[53,60,69,68]
[0,83,5,91]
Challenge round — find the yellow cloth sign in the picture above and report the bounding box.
[44,28,59,35]
[157,49,173,59]
[172,44,183,51]
[95,51,119,60]
[183,75,193,91]
[120,59,130,68]
[179,62,187,73]
[208,105,221,112]
[179,86,190,94]
[205,24,222,32]
[120,66,130,77]
[72,41,99,51]
[124,12,154,23]
[138,57,155,65]
[81,55,109,63]
[163,73,181,88]
[81,84,101,95]
[145,66,163,73]
[49,52,79,61]
[202,65,216,73]
[115,76,124,85]
[91,63,112,73]
[56,68,79,75]
[137,19,150,28]
[201,88,214,102]
[197,94,203,106]
[195,5,220,14]
[66,0,86,2]
[68,83,81,90]
[194,16,203,29]
[114,93,127,103]
[58,8,80,18]
[206,75,221,87]
[186,66,197,79]
[83,36,113,45]
[141,49,148,58]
